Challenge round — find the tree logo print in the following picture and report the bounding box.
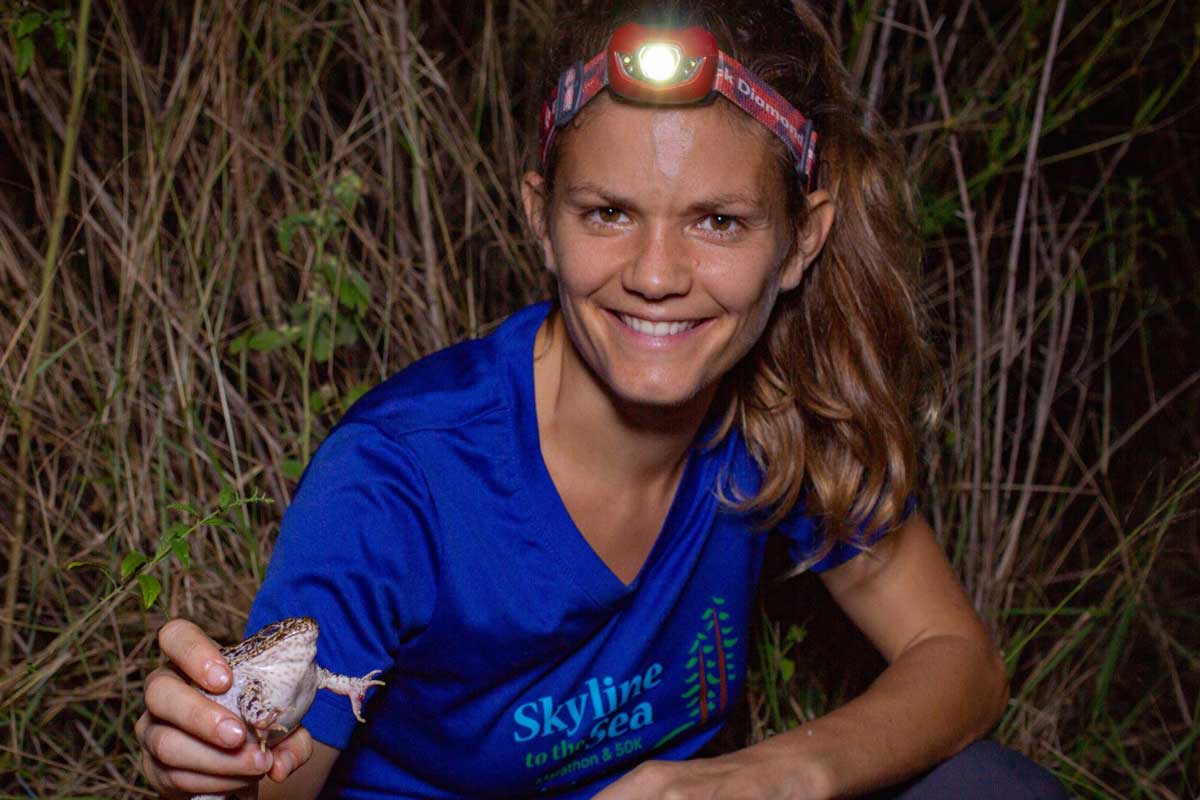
[654,596,738,750]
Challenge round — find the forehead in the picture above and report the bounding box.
[553,94,786,204]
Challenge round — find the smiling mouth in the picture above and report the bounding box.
[617,313,701,337]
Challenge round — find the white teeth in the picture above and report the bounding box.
[619,314,697,337]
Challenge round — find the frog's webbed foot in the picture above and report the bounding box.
[316,666,386,723]
[236,679,295,751]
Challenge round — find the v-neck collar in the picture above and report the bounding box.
[505,302,710,608]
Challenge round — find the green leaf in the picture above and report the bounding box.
[15,12,44,38]
[218,485,236,509]
[15,36,34,77]
[52,21,68,51]
[780,657,795,684]
[171,537,190,568]
[313,330,333,363]
[67,560,109,574]
[166,501,200,517]
[138,574,162,609]
[335,316,358,347]
[332,170,365,211]
[281,459,305,480]
[344,383,370,409]
[247,328,292,352]
[338,269,370,317]
[121,551,148,579]
[277,212,315,255]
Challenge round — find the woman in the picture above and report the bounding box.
[136,2,1065,797]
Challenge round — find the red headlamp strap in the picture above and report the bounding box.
[539,52,608,167]
[539,26,818,190]
[712,53,817,190]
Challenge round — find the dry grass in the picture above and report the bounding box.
[1,1,1197,797]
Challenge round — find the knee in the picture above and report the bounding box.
[900,740,1068,799]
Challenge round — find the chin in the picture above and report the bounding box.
[607,374,710,413]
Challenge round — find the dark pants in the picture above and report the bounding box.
[868,741,1068,799]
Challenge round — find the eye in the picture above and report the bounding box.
[594,207,625,224]
[584,206,630,228]
[697,214,742,236]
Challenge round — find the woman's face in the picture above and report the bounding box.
[523,94,830,412]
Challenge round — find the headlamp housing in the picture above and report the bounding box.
[608,24,717,102]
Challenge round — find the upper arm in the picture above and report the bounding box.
[819,512,996,664]
[259,740,340,800]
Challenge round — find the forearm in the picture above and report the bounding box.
[749,632,1009,798]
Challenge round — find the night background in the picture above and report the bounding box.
[1,1,1197,797]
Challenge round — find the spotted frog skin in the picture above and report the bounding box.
[192,616,383,799]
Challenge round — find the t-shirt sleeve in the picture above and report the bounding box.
[777,493,918,573]
[245,421,439,749]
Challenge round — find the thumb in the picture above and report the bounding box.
[267,725,314,782]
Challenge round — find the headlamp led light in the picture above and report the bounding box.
[539,23,817,189]
[631,44,683,83]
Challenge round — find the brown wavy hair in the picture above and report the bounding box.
[536,1,937,555]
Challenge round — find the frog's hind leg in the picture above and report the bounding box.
[236,678,295,752]
[316,666,386,722]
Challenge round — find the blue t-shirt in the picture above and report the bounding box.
[247,302,870,798]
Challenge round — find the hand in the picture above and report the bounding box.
[591,744,833,800]
[136,618,313,797]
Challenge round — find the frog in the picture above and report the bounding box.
[191,616,384,799]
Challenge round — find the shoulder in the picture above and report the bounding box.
[340,302,550,439]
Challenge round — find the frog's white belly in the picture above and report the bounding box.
[211,660,320,743]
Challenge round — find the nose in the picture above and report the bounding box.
[621,222,693,300]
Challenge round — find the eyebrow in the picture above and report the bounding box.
[688,193,768,214]
[563,182,638,209]
[563,183,767,214]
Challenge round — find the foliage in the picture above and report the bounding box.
[0,1,1196,797]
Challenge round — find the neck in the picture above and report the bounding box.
[533,310,716,489]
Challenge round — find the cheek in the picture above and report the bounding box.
[702,256,783,315]
[550,223,626,297]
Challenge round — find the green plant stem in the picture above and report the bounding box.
[0,495,266,711]
[300,233,329,465]
[2,0,93,670]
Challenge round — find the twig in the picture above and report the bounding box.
[3,0,94,670]
[915,0,988,588]
[864,0,899,127]
[988,0,1068,583]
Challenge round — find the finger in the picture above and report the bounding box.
[142,747,260,798]
[158,617,233,692]
[143,666,248,749]
[267,726,314,782]
[142,716,273,778]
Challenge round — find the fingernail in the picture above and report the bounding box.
[277,751,295,775]
[218,718,245,747]
[205,660,230,690]
[254,749,274,771]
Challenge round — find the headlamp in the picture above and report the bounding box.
[539,23,817,189]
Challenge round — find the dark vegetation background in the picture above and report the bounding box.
[1,1,1197,797]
